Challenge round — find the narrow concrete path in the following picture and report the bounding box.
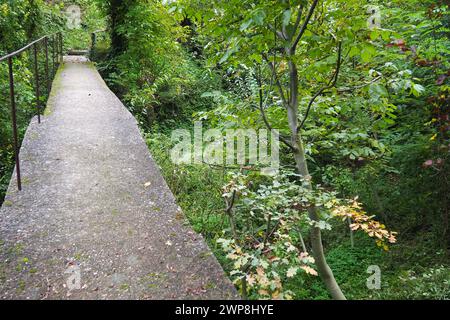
[0,56,238,300]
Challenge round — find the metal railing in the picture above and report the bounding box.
[90,29,108,60]
[0,32,64,191]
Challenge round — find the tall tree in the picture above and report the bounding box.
[103,0,133,55]
[177,0,350,299]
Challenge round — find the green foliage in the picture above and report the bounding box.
[63,0,107,51]
[0,0,64,203]
[3,0,446,300]
[104,0,449,300]
[146,132,227,235]
[383,266,450,299]
[161,0,448,299]
[96,0,220,130]
[146,132,235,283]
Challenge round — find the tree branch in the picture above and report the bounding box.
[293,5,304,32]
[298,41,342,132]
[291,0,319,52]
[258,81,297,152]
[268,23,286,40]
[337,75,382,93]
[262,53,289,109]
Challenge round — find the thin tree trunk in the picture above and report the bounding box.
[298,228,308,253]
[372,188,388,223]
[287,57,346,300]
[348,217,354,248]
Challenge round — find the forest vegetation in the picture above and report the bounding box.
[0,0,449,299]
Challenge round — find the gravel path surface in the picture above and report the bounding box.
[0,56,238,300]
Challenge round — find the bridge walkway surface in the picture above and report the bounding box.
[0,56,238,300]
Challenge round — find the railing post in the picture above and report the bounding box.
[1,32,63,192]
[57,33,60,63]
[44,37,50,94]
[52,34,56,76]
[33,43,41,124]
[8,57,22,191]
[91,32,96,58]
[59,32,63,63]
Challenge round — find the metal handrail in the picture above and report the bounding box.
[90,29,107,59]
[0,32,64,191]
[0,36,47,63]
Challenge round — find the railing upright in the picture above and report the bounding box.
[1,32,63,191]
[59,33,63,62]
[90,29,107,61]
[33,43,41,124]
[52,35,56,77]
[7,57,21,191]
[45,37,50,94]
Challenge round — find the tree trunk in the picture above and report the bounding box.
[287,57,346,300]
[108,0,130,55]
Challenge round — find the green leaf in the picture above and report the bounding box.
[369,83,388,98]
[411,83,425,97]
[370,30,380,40]
[219,46,237,64]
[348,46,360,58]
[252,9,266,25]
[381,30,392,41]
[361,45,377,62]
[249,53,262,63]
[240,19,252,32]
[282,9,291,27]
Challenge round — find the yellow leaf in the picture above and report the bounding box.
[301,265,318,276]
[256,266,265,276]
[246,274,256,287]
[286,267,298,278]
[258,289,269,296]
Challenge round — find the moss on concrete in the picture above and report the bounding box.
[43,63,66,117]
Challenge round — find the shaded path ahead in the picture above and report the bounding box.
[0,56,238,299]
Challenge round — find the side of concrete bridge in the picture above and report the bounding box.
[0,56,238,299]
